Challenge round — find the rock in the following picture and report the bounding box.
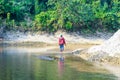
[87,30,120,64]
[0,37,3,40]
[72,48,83,54]
[37,56,54,61]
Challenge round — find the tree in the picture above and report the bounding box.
[100,0,112,8]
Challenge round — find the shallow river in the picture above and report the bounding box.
[0,46,118,80]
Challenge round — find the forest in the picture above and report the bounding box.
[0,0,120,33]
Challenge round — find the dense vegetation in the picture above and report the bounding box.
[0,0,120,33]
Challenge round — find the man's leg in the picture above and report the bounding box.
[60,44,64,52]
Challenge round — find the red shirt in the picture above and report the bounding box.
[59,37,66,45]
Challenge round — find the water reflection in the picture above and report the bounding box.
[0,47,3,53]
[58,55,64,77]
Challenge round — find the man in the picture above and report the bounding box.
[59,35,66,52]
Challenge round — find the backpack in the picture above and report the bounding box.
[59,37,64,45]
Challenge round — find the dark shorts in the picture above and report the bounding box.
[59,44,64,51]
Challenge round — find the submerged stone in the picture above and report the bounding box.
[37,56,54,61]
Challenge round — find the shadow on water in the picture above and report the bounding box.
[0,47,118,80]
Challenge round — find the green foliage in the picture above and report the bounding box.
[35,0,40,14]
[35,0,48,14]
[0,0,120,33]
[35,10,57,32]
[65,21,73,30]
[0,17,2,25]
[91,0,120,31]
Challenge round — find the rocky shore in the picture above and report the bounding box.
[86,30,120,65]
[2,30,111,43]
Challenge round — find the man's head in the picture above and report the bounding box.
[60,35,63,37]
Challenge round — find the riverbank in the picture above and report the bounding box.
[1,30,109,52]
[1,30,109,53]
[2,31,112,43]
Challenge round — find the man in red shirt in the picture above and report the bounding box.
[59,35,66,52]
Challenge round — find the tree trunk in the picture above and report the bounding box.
[0,25,5,39]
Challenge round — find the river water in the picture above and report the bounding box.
[0,46,118,80]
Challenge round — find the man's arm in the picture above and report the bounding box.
[63,38,66,45]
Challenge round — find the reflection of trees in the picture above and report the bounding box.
[32,59,58,80]
[0,51,12,80]
[0,52,32,80]
[32,58,42,80]
[0,51,59,80]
